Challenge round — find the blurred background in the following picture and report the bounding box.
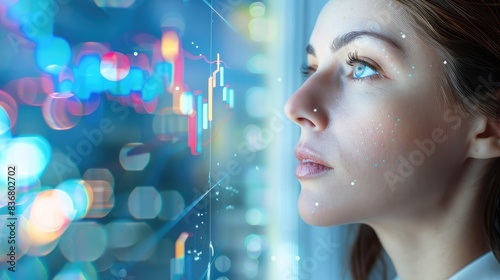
[0,0,395,279]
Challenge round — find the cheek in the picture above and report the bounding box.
[332,107,406,176]
[333,98,463,192]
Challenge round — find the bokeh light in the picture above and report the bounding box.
[26,238,59,257]
[244,124,267,152]
[160,12,186,36]
[128,186,162,219]
[74,55,105,99]
[82,169,115,218]
[0,136,51,186]
[79,91,101,116]
[27,190,74,245]
[248,18,269,41]
[245,208,263,226]
[84,180,115,218]
[82,168,115,187]
[119,143,151,171]
[2,77,52,106]
[42,92,83,130]
[53,262,98,280]
[56,179,94,220]
[74,42,111,64]
[245,234,263,259]
[107,222,155,261]
[59,222,107,262]
[0,106,12,139]
[247,54,268,74]
[128,67,144,91]
[158,190,185,220]
[58,66,74,84]
[215,255,231,273]
[100,52,131,81]
[12,257,49,280]
[105,221,153,249]
[35,37,71,75]
[244,258,259,278]
[92,251,115,272]
[249,2,266,17]
[0,89,18,129]
[245,87,271,117]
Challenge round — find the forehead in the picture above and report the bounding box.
[310,0,411,51]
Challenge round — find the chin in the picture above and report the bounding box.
[297,196,348,227]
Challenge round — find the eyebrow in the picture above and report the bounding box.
[306,31,404,57]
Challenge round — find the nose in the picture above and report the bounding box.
[284,77,329,131]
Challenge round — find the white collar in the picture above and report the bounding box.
[393,251,500,280]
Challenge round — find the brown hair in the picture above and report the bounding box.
[350,1,500,279]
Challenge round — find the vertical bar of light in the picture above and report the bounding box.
[222,87,227,102]
[196,94,203,153]
[187,92,198,155]
[219,66,224,87]
[203,103,208,130]
[171,232,189,279]
[181,91,193,115]
[165,62,174,90]
[229,88,234,108]
[208,77,213,121]
[175,232,189,259]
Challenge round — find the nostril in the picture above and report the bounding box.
[284,98,322,128]
[297,117,317,128]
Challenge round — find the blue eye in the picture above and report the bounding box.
[347,51,380,81]
[353,63,378,79]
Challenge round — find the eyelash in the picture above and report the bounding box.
[300,63,315,79]
[300,51,381,81]
[346,51,380,81]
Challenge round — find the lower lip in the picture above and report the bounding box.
[295,163,332,179]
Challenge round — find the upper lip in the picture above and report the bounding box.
[295,143,333,168]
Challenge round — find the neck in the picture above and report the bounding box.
[369,160,490,280]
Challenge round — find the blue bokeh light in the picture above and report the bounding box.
[35,37,71,75]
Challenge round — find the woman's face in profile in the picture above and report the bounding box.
[285,0,474,226]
